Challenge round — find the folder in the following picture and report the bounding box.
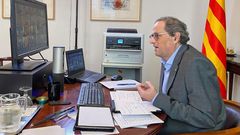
[74,106,115,132]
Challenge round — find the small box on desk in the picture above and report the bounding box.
[0,62,52,98]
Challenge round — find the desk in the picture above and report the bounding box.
[227,55,240,100]
[25,83,166,135]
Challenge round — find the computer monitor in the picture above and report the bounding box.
[2,0,49,71]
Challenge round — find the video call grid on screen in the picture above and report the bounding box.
[68,51,85,73]
[15,0,48,55]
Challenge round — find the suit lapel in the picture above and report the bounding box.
[165,44,188,94]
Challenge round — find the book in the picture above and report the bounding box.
[74,106,115,132]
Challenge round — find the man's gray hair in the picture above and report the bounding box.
[156,17,190,44]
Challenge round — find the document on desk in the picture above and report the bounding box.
[22,106,39,117]
[100,79,140,90]
[142,101,161,112]
[113,113,164,129]
[20,125,65,135]
[110,91,142,101]
[110,91,161,115]
[75,106,115,132]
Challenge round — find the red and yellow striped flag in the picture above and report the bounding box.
[202,0,226,99]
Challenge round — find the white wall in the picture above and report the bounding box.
[226,0,240,102]
[0,0,240,102]
[83,0,210,90]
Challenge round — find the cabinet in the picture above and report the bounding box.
[0,62,52,97]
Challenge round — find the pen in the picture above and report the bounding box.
[31,106,75,127]
[48,75,53,84]
[117,83,136,86]
[53,113,68,121]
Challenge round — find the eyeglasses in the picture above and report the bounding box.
[149,32,167,40]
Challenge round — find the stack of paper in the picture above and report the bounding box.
[100,79,140,90]
[110,91,163,128]
[113,113,164,129]
[110,91,161,114]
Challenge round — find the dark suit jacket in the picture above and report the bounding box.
[153,44,226,134]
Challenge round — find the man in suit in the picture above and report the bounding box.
[137,16,226,134]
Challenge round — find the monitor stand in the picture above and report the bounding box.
[0,61,47,71]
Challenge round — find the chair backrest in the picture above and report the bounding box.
[224,100,240,129]
[176,100,240,135]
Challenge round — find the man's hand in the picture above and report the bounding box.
[137,81,157,101]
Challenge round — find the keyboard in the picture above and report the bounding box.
[77,83,104,106]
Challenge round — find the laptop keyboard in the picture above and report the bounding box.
[79,72,92,79]
[84,73,105,83]
[77,83,104,106]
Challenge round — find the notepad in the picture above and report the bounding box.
[74,106,115,132]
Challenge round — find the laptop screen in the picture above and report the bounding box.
[66,48,85,76]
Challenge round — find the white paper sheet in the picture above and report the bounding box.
[110,91,142,101]
[117,101,152,115]
[110,91,161,115]
[113,113,164,129]
[100,79,140,90]
[20,125,65,135]
[142,101,161,112]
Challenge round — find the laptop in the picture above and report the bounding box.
[66,48,105,83]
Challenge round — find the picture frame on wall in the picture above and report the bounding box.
[2,0,10,19]
[41,0,55,20]
[90,0,141,21]
[2,0,55,20]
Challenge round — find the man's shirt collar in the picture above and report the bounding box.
[161,45,182,71]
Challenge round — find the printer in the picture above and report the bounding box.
[103,32,144,64]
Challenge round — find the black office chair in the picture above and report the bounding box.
[176,100,240,135]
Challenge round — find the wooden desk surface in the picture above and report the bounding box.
[25,83,166,135]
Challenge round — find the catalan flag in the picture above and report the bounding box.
[202,0,226,99]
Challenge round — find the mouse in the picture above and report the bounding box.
[111,75,123,81]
